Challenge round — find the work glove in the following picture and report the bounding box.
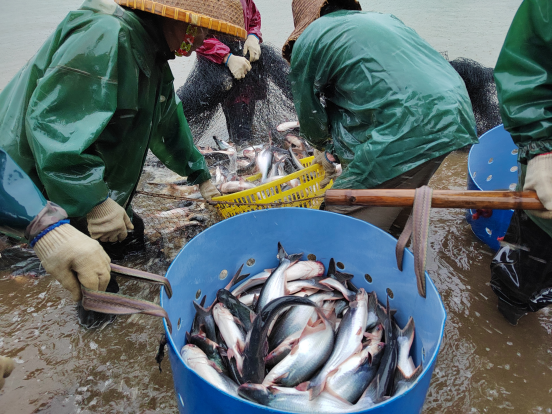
[227,54,251,80]
[243,34,261,62]
[313,149,338,188]
[524,153,552,219]
[87,198,134,243]
[199,180,221,200]
[0,356,14,390]
[34,224,111,301]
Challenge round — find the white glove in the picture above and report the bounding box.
[524,153,552,219]
[243,34,261,62]
[87,198,134,242]
[34,224,111,301]
[227,54,251,80]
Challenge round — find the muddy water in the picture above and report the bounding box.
[2,0,551,413]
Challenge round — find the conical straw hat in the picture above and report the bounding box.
[282,0,361,62]
[114,0,247,39]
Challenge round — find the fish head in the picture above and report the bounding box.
[237,384,273,405]
[180,344,206,364]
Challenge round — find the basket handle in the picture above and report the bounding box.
[81,264,173,333]
[395,186,433,298]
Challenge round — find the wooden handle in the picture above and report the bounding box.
[324,189,545,210]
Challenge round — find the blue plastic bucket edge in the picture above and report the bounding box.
[160,209,447,412]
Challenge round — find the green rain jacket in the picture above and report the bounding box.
[289,11,478,189]
[494,0,552,237]
[0,0,210,218]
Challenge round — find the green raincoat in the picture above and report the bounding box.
[289,10,478,189]
[494,0,552,237]
[0,0,210,218]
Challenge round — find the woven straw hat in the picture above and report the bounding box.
[115,0,247,39]
[282,0,361,62]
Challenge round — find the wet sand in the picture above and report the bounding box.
[2,1,552,413]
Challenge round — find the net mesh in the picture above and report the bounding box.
[177,40,296,149]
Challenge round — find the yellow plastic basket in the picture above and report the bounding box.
[212,156,333,219]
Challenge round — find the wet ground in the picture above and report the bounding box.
[2,0,551,413]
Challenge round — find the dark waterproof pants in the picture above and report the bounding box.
[490,210,552,316]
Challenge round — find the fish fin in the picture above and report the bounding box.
[295,382,309,392]
[335,270,354,284]
[207,359,223,373]
[272,373,289,385]
[307,317,324,328]
[233,316,245,329]
[288,253,304,262]
[326,258,336,277]
[354,342,363,355]
[324,386,352,405]
[226,348,235,360]
[299,321,326,342]
[225,264,245,290]
[200,295,207,307]
[250,312,256,324]
[237,338,246,354]
[399,316,416,348]
[277,242,287,261]
[308,383,324,401]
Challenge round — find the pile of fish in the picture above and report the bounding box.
[199,133,314,195]
[181,243,422,413]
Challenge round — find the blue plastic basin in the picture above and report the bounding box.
[161,208,446,413]
[467,124,518,251]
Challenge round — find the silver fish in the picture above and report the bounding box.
[325,342,385,403]
[285,261,325,281]
[276,121,300,132]
[395,317,416,377]
[219,180,256,194]
[264,311,335,387]
[213,303,245,374]
[289,147,305,171]
[308,289,369,400]
[238,384,354,413]
[256,243,302,312]
[287,278,332,295]
[257,148,273,183]
[319,278,356,301]
[265,331,301,367]
[231,269,272,297]
[393,364,423,397]
[181,344,238,396]
[269,291,341,350]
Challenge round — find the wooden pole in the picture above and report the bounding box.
[324,189,545,210]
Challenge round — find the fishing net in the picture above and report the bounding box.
[445,55,502,137]
[176,39,296,149]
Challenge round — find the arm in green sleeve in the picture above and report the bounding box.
[24,24,119,217]
[150,90,211,185]
[289,37,332,151]
[494,0,552,163]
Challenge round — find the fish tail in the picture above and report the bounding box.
[307,373,326,400]
[277,242,287,261]
[399,316,416,347]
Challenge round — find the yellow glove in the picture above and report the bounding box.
[87,198,134,242]
[524,153,552,219]
[243,34,261,62]
[34,224,111,301]
[313,149,338,189]
[0,356,14,390]
[199,180,221,201]
[227,54,251,80]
